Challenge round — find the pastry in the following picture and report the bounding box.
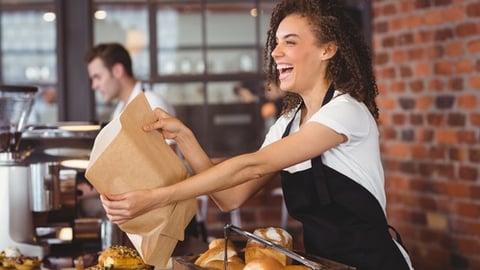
[97,246,149,269]
[243,257,285,270]
[245,227,293,266]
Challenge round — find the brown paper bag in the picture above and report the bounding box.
[85,92,197,266]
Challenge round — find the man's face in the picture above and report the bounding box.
[87,57,121,102]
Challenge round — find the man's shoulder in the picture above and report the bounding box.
[143,90,175,115]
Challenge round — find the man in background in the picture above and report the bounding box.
[83,43,204,249]
[85,42,175,120]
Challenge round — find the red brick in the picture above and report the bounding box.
[457,130,477,144]
[438,182,471,198]
[409,178,431,192]
[438,164,456,179]
[377,96,396,110]
[470,113,480,126]
[416,30,435,43]
[392,50,406,64]
[414,62,431,76]
[409,48,425,61]
[386,142,411,158]
[451,218,480,236]
[458,166,478,181]
[416,95,434,109]
[468,76,480,89]
[469,148,480,163]
[400,1,416,12]
[445,40,464,57]
[411,145,427,159]
[428,79,445,91]
[424,9,445,25]
[456,59,475,73]
[392,113,407,125]
[448,77,464,91]
[457,95,478,109]
[456,238,480,256]
[427,113,445,126]
[467,39,480,53]
[456,201,480,218]
[442,6,465,22]
[466,2,480,17]
[448,147,469,162]
[416,128,434,142]
[456,22,479,38]
[376,67,396,79]
[405,15,423,29]
[435,129,458,144]
[391,81,406,93]
[434,60,453,75]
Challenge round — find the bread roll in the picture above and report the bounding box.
[208,238,235,250]
[243,257,285,270]
[245,227,293,266]
[194,245,240,267]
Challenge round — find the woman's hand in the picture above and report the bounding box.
[100,189,161,225]
[143,108,185,140]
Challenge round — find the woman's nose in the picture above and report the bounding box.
[271,44,282,59]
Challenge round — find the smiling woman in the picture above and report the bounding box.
[98,0,413,269]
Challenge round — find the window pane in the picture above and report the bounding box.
[151,82,204,105]
[1,4,58,125]
[259,1,277,45]
[206,1,256,46]
[93,4,149,79]
[1,10,56,84]
[157,4,202,48]
[156,3,202,76]
[207,49,257,74]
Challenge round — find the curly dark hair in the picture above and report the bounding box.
[264,0,379,120]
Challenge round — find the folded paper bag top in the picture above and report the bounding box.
[85,92,197,266]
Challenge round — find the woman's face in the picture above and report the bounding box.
[271,14,326,94]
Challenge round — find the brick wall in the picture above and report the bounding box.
[373,0,480,269]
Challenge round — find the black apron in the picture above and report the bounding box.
[280,86,410,270]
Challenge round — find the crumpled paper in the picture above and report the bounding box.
[85,92,197,267]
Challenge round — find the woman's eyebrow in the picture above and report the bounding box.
[276,33,300,40]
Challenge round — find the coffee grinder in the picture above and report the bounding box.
[0,85,47,257]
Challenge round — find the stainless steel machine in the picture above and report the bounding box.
[0,85,104,264]
[0,85,47,257]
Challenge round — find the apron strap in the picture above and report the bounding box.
[281,84,336,206]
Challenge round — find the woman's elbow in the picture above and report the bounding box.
[211,196,245,213]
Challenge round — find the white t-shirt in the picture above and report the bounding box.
[112,82,175,119]
[261,91,386,211]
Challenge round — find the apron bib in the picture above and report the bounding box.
[279,86,410,270]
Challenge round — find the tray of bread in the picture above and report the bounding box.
[173,224,355,270]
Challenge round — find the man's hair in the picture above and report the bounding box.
[85,42,134,77]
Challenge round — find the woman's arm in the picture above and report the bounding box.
[102,121,345,224]
[144,108,272,209]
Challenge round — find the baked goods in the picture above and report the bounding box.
[96,246,150,269]
[203,258,245,270]
[245,227,293,266]
[243,257,285,270]
[0,247,41,270]
[194,238,243,268]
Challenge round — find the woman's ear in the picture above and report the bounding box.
[320,42,338,61]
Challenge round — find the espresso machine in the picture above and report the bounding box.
[0,85,47,257]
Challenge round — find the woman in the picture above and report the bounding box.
[101,0,413,269]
